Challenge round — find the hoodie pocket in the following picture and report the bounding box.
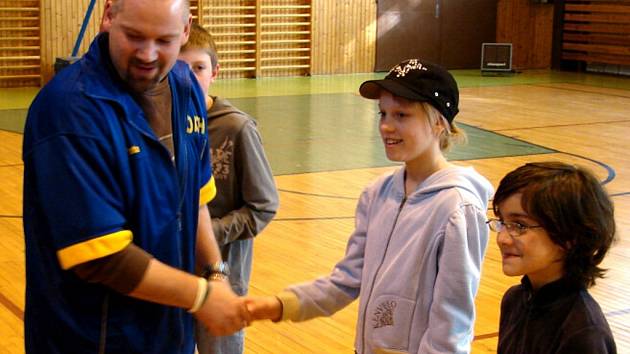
[365,294,414,353]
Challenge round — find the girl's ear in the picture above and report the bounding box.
[432,115,447,137]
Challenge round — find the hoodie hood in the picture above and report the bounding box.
[392,165,494,208]
[207,96,244,121]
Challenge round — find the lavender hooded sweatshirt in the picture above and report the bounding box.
[278,165,494,354]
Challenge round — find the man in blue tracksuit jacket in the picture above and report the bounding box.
[22,1,249,353]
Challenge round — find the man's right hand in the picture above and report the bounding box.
[194,280,251,335]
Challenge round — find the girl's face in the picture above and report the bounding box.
[495,193,566,289]
[377,91,442,167]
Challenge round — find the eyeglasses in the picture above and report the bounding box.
[486,218,543,237]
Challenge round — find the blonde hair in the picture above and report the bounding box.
[420,102,467,152]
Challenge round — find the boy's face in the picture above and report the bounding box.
[377,91,442,167]
[178,48,217,97]
[495,193,566,289]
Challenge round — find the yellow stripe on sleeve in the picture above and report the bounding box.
[199,176,216,206]
[57,230,133,270]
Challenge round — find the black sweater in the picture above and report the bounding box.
[498,276,616,354]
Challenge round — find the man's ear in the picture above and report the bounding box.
[181,14,193,45]
[99,0,114,32]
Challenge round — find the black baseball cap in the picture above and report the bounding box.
[359,59,459,123]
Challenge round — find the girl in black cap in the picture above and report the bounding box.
[246,59,493,354]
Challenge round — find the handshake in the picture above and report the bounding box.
[193,279,284,336]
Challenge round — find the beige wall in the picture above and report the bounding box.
[40,0,106,82]
[311,0,376,74]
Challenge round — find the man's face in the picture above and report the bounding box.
[101,0,191,93]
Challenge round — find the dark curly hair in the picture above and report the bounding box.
[492,162,616,288]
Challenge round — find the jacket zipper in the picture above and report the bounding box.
[98,292,110,354]
[360,195,407,353]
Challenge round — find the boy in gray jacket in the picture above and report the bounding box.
[179,23,279,354]
[247,59,493,354]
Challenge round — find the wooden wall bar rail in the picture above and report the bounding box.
[561,0,630,67]
[0,0,40,87]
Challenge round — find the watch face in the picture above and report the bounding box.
[213,262,229,274]
[218,262,230,276]
[202,262,230,279]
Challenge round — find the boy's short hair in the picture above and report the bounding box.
[493,162,616,288]
[181,22,218,69]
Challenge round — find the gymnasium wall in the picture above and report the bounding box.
[496,0,554,69]
[1,0,554,87]
[311,0,376,75]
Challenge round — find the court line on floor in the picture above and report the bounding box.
[484,128,617,186]
[0,292,23,321]
[558,151,616,185]
[474,332,498,341]
[277,188,357,200]
[531,83,630,99]
[274,216,354,222]
[492,118,630,132]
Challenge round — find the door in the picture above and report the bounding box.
[375,0,441,71]
[375,0,497,71]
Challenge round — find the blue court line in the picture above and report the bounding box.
[559,152,616,185]
[605,308,630,318]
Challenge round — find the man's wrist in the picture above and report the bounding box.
[188,277,211,313]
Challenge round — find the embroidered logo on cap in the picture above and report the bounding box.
[389,59,428,77]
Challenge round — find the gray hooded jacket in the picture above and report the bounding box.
[206,96,278,294]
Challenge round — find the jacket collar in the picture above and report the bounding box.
[521,276,583,309]
[76,33,193,139]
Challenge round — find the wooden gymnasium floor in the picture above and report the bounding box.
[1,69,629,353]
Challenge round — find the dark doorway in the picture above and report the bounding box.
[375,0,497,71]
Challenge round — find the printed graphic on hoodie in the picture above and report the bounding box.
[211,137,233,180]
[373,300,397,328]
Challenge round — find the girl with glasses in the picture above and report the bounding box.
[492,162,617,354]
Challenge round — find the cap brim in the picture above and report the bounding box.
[359,79,430,103]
